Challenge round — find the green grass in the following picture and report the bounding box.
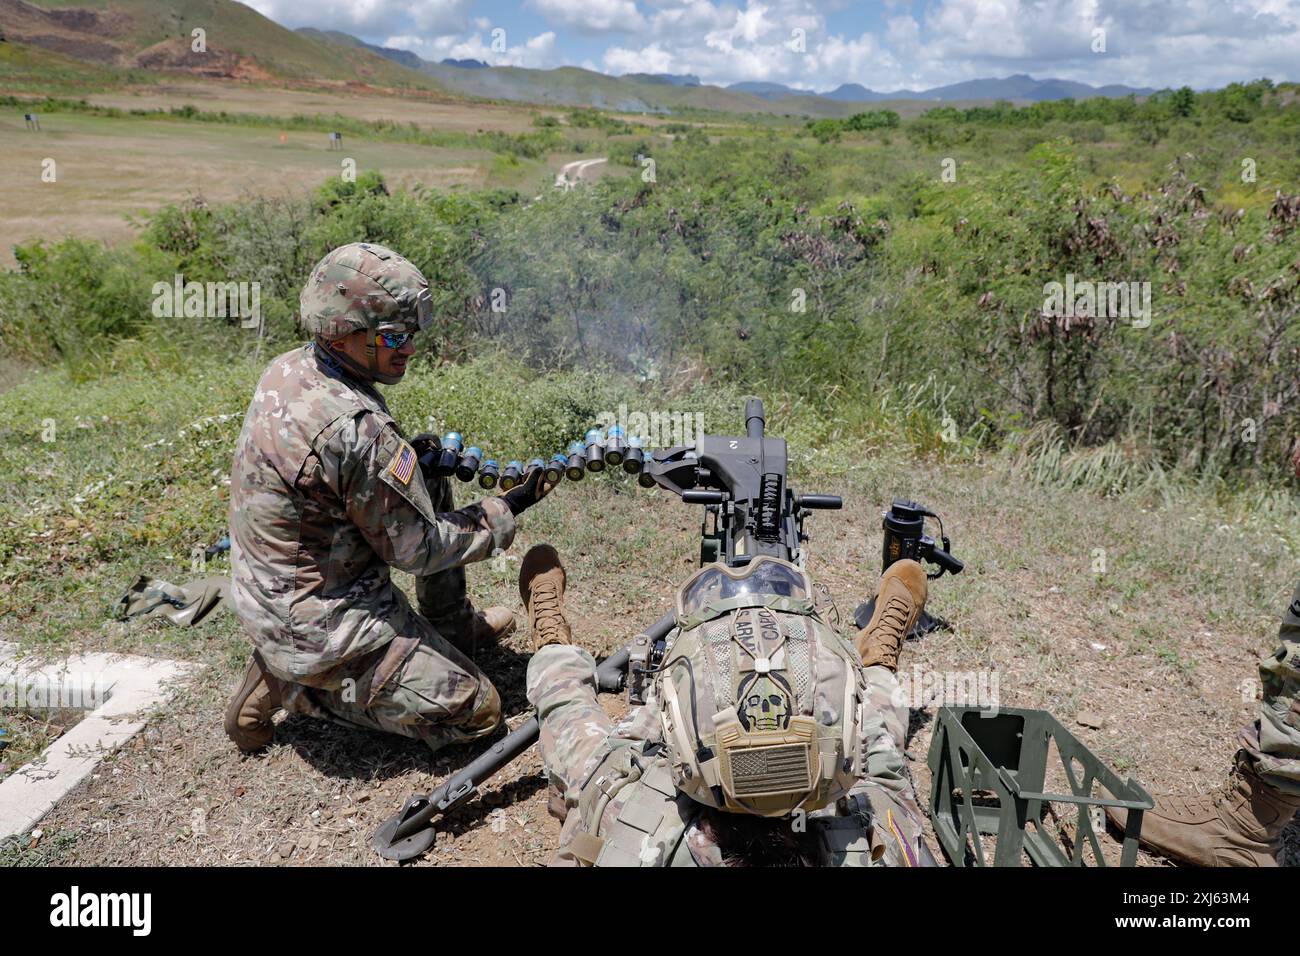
[0,94,587,158]
[0,39,118,91]
[0,826,78,867]
[1,347,1294,667]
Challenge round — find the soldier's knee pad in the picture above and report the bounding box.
[456,677,502,737]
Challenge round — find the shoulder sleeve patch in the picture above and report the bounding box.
[386,439,418,486]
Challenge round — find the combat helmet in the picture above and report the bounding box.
[299,242,432,383]
[655,556,869,817]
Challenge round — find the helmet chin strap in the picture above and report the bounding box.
[363,316,381,380]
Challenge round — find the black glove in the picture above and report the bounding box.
[501,467,555,516]
[409,433,442,478]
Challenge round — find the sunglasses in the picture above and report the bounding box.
[375,331,416,349]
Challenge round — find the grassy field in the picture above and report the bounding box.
[0,107,608,265]
[0,351,1295,866]
[80,81,561,132]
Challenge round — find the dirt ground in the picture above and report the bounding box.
[8,452,1298,867]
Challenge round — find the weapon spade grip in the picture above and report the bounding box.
[683,490,725,505]
[796,494,842,510]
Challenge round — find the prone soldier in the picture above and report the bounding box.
[517,542,937,866]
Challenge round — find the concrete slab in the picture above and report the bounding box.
[0,642,202,840]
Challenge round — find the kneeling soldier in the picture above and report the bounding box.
[224,242,552,754]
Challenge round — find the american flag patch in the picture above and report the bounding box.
[387,441,417,485]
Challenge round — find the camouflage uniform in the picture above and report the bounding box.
[229,344,515,750]
[1239,582,1300,796]
[525,641,929,867]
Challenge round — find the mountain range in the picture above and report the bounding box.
[301,28,1154,115]
[728,75,1152,102]
[0,0,1157,116]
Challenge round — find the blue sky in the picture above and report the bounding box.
[245,0,1300,92]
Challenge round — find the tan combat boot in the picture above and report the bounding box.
[519,544,571,650]
[469,606,516,644]
[1105,753,1300,866]
[856,559,927,671]
[223,651,284,754]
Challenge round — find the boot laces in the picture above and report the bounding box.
[531,581,566,640]
[873,595,912,639]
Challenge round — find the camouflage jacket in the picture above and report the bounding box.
[228,345,515,679]
[529,645,926,867]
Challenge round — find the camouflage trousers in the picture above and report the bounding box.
[1238,583,1300,795]
[413,475,485,652]
[269,475,502,751]
[526,643,928,865]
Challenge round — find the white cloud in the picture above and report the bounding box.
[646,0,735,34]
[384,29,562,68]
[603,41,678,73]
[246,0,472,36]
[598,0,901,89]
[885,14,920,51]
[900,0,1300,90]
[528,0,648,34]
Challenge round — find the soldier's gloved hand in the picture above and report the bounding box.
[501,467,556,516]
[410,432,442,478]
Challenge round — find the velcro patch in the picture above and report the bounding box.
[387,441,417,486]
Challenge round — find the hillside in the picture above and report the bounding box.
[0,0,451,91]
[297,29,771,115]
[0,23,129,90]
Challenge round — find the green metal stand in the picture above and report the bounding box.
[927,706,1154,866]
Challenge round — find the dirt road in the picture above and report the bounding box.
[554,157,607,189]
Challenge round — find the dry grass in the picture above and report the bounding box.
[0,111,546,265]
[82,81,553,133]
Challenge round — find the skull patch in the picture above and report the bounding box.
[736,673,793,731]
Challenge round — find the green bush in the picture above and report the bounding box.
[0,239,175,378]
